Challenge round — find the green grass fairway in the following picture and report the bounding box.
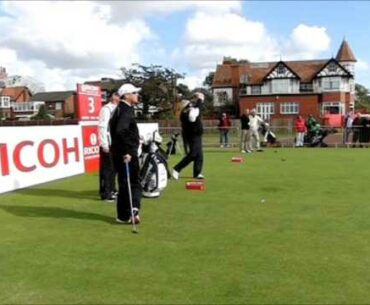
[1,148,370,304]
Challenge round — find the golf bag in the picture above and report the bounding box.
[261,122,277,145]
[166,132,180,156]
[305,126,337,147]
[139,131,169,198]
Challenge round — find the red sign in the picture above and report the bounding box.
[82,125,100,173]
[76,84,102,121]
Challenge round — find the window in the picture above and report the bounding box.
[300,83,313,92]
[271,79,290,93]
[256,103,275,120]
[322,77,341,90]
[251,86,261,95]
[321,102,345,115]
[55,102,62,111]
[280,103,299,114]
[216,91,229,104]
[277,64,285,75]
[328,62,337,72]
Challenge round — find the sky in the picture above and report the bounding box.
[0,0,369,91]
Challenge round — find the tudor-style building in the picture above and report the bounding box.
[212,39,357,123]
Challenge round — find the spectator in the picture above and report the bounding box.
[240,108,251,153]
[295,115,307,147]
[352,112,362,147]
[172,92,205,180]
[343,111,354,144]
[248,109,264,152]
[218,112,232,148]
[98,92,119,202]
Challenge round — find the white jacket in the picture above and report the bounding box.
[249,115,263,131]
[98,102,117,150]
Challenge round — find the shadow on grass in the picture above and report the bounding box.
[0,205,114,224]
[16,188,99,201]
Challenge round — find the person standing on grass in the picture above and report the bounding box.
[172,92,205,180]
[343,111,354,144]
[110,83,142,225]
[218,112,232,148]
[240,108,251,153]
[295,115,307,147]
[98,92,120,202]
[248,109,264,152]
[352,112,362,147]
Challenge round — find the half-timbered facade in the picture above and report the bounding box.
[212,39,357,123]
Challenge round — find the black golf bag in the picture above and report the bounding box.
[166,132,180,156]
[139,131,169,198]
[306,127,337,147]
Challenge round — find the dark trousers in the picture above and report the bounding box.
[113,154,142,220]
[99,148,116,199]
[174,135,203,177]
[182,131,189,154]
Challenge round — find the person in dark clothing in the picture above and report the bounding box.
[172,92,205,180]
[110,83,142,224]
[179,100,191,154]
[360,116,370,144]
[352,112,362,147]
[240,108,251,153]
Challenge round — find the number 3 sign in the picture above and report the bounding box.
[76,84,102,121]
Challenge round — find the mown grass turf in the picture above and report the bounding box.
[1,148,370,304]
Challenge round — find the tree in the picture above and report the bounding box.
[31,105,52,120]
[355,83,370,110]
[202,71,215,88]
[120,64,185,118]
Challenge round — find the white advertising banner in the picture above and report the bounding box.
[0,126,85,194]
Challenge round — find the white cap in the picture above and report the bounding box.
[118,83,141,97]
[180,99,190,109]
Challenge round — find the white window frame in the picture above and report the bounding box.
[271,79,290,93]
[55,102,63,111]
[321,102,345,115]
[322,77,341,90]
[256,103,275,121]
[280,102,299,115]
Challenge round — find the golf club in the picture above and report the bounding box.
[124,160,139,234]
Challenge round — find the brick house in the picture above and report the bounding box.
[31,91,76,118]
[212,39,357,124]
[0,86,33,120]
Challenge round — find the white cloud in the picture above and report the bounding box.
[356,59,369,71]
[284,24,331,59]
[0,1,153,90]
[172,11,280,71]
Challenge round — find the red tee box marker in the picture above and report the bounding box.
[185,181,205,191]
[231,157,244,163]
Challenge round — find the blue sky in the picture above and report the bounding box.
[0,1,369,90]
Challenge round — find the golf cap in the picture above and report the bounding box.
[118,83,141,97]
[180,99,190,109]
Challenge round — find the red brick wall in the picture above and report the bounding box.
[239,94,321,120]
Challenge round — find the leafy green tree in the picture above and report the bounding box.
[120,64,184,118]
[202,71,215,88]
[355,83,370,110]
[31,105,52,120]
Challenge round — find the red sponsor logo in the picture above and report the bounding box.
[82,126,100,173]
[0,138,80,176]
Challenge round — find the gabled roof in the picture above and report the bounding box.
[31,91,75,102]
[263,61,302,81]
[315,58,352,77]
[0,86,32,99]
[213,59,329,87]
[336,39,356,62]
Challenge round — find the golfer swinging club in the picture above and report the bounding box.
[110,83,142,226]
[172,92,205,180]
